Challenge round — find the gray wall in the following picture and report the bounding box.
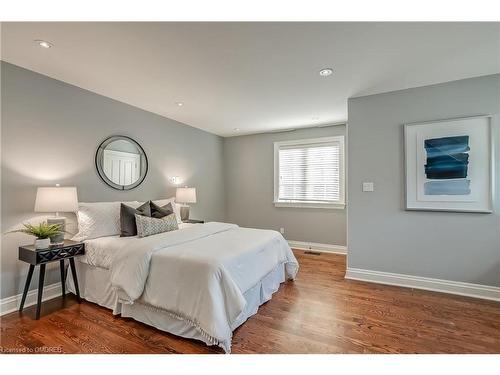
[224,126,346,246]
[1,62,226,299]
[348,74,500,287]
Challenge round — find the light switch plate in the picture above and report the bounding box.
[362,182,374,192]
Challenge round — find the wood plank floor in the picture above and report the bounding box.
[1,250,499,354]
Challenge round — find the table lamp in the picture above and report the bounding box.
[175,187,196,221]
[34,185,78,245]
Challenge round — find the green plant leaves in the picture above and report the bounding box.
[7,222,63,239]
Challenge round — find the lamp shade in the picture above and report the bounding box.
[176,187,197,204]
[34,186,79,213]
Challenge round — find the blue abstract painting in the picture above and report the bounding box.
[405,116,491,212]
[423,135,471,195]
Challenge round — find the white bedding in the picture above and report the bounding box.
[90,222,298,353]
[80,223,196,269]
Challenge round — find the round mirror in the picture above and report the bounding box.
[95,135,148,190]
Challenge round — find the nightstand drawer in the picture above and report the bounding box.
[36,244,85,263]
[19,241,85,265]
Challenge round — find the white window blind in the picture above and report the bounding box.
[274,136,344,207]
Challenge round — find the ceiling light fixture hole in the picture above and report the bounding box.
[35,40,53,49]
[319,68,333,77]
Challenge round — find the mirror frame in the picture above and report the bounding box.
[95,135,148,190]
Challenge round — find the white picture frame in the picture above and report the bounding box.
[404,115,493,213]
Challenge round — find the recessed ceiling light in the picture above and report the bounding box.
[233,128,240,131]
[311,116,320,121]
[319,68,333,77]
[175,102,184,107]
[35,40,53,49]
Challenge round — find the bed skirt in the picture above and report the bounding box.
[67,260,286,353]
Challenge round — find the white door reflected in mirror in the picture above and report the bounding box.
[103,149,140,185]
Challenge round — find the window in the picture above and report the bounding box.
[274,136,345,208]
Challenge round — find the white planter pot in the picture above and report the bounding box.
[34,238,51,250]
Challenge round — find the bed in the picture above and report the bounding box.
[67,220,299,353]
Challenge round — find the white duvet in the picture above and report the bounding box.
[102,222,298,353]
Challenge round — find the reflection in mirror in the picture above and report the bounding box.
[103,140,141,186]
[95,136,148,190]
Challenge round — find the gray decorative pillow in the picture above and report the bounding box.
[135,213,179,238]
[150,201,174,219]
[120,201,151,237]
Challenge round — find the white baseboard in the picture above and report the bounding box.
[288,240,347,255]
[345,267,500,302]
[0,282,65,316]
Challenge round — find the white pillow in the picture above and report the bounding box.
[152,197,182,224]
[73,201,141,241]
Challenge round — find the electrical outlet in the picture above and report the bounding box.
[280,227,285,234]
[362,182,374,192]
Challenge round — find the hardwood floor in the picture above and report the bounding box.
[1,250,499,354]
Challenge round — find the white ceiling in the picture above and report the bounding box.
[2,22,499,137]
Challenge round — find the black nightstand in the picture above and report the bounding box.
[182,219,204,224]
[18,240,85,319]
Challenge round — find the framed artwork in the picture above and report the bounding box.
[404,115,493,213]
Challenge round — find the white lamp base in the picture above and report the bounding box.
[180,206,190,221]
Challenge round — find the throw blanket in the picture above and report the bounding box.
[110,222,299,352]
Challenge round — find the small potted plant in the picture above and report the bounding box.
[8,222,63,249]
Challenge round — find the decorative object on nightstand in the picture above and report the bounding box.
[18,240,85,320]
[8,222,64,250]
[176,187,197,221]
[34,185,78,245]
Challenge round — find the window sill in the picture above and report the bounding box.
[273,201,346,209]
